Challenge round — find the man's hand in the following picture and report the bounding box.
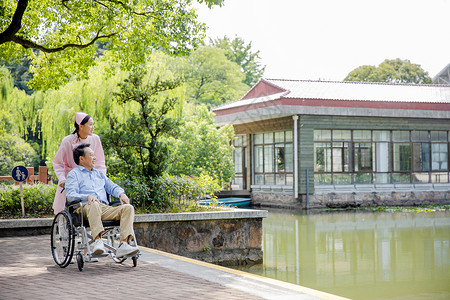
[119,193,130,205]
[87,195,100,205]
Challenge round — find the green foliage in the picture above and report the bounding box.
[111,173,220,213]
[184,46,250,108]
[0,183,56,218]
[210,36,266,86]
[150,173,220,213]
[0,57,33,94]
[345,58,433,84]
[102,67,182,178]
[1,0,224,91]
[167,103,235,184]
[0,133,40,175]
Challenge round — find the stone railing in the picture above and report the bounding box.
[0,208,268,266]
[134,209,268,266]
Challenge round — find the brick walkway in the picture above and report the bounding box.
[0,235,344,300]
[0,235,264,300]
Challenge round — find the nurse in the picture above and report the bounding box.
[52,112,107,214]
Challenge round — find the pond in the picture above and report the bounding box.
[231,208,450,300]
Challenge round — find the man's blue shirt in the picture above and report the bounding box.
[65,166,124,205]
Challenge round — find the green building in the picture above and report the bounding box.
[212,79,450,208]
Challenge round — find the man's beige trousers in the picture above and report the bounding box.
[78,202,135,242]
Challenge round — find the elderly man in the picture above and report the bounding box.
[65,143,139,258]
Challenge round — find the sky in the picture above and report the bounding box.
[194,0,450,82]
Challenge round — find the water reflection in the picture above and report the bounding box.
[235,209,450,300]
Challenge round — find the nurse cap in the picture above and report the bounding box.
[74,112,89,125]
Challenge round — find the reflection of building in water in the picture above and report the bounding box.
[261,212,450,296]
[213,79,450,208]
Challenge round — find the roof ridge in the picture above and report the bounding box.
[264,78,450,88]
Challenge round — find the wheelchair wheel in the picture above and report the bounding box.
[51,211,75,268]
[76,253,84,271]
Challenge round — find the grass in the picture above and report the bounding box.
[359,204,450,213]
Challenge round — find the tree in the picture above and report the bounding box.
[0,57,33,94]
[101,67,182,178]
[344,59,433,84]
[0,0,223,90]
[184,46,249,108]
[210,36,265,86]
[167,103,234,184]
[0,133,40,175]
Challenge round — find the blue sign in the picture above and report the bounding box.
[11,166,29,182]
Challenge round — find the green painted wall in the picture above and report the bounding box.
[297,115,450,195]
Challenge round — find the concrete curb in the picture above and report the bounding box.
[0,208,268,233]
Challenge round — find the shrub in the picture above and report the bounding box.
[0,183,56,218]
[111,173,220,213]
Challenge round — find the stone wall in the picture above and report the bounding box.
[305,191,450,208]
[250,189,450,209]
[133,209,268,266]
[0,209,268,267]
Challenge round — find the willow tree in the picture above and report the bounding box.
[0,0,224,90]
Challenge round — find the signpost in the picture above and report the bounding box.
[12,166,29,217]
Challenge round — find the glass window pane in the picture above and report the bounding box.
[242,135,247,146]
[333,130,351,141]
[255,174,264,184]
[392,131,410,141]
[354,143,373,171]
[233,176,243,188]
[265,174,275,185]
[431,172,449,183]
[315,173,331,184]
[285,130,293,142]
[393,173,410,183]
[286,174,293,185]
[411,131,428,141]
[431,131,447,141]
[373,130,390,141]
[393,143,411,171]
[254,133,263,144]
[353,130,371,141]
[374,173,390,184]
[275,145,285,172]
[264,132,273,144]
[375,142,390,172]
[431,143,448,171]
[332,142,349,172]
[234,136,242,147]
[274,131,284,143]
[314,143,331,172]
[412,172,429,183]
[254,146,263,172]
[354,173,371,184]
[314,130,331,141]
[276,173,285,185]
[234,148,243,173]
[333,174,351,184]
[412,143,430,171]
[285,144,293,172]
[264,145,274,172]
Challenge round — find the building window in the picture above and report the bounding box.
[253,130,293,186]
[314,129,450,185]
[232,135,247,189]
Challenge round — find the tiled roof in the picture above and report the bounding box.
[263,79,450,103]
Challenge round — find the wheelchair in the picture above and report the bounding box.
[50,198,140,271]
